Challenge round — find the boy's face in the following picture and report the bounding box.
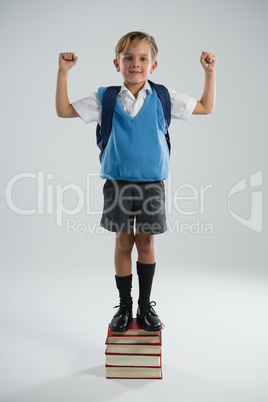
[114,40,157,88]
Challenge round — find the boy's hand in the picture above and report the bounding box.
[58,52,78,71]
[200,51,216,72]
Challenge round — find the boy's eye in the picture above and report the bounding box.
[123,56,148,61]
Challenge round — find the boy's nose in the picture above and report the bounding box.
[132,59,139,67]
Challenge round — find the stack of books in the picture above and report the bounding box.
[105,318,163,379]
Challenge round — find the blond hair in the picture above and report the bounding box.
[115,31,158,62]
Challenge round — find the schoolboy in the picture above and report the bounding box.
[56,31,216,332]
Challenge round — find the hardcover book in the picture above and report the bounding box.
[105,344,161,355]
[105,318,163,379]
[106,353,161,367]
[106,366,162,379]
[106,327,161,345]
[111,318,159,336]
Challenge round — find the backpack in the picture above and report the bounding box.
[96,80,171,162]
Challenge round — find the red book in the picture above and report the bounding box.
[106,363,162,379]
[110,318,161,336]
[110,318,165,335]
[106,327,162,345]
[105,319,163,379]
[105,343,162,355]
[105,352,161,367]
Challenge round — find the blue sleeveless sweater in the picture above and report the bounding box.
[98,86,170,182]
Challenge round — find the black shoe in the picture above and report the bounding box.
[109,304,133,333]
[136,301,163,332]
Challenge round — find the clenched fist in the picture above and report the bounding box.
[200,51,217,73]
[58,52,78,71]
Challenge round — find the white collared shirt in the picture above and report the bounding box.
[118,80,152,118]
[71,80,197,125]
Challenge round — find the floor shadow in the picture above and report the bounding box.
[2,365,154,402]
[2,364,267,402]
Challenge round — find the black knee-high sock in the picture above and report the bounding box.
[115,274,133,308]
[136,261,156,306]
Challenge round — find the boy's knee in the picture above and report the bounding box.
[115,231,135,253]
[135,233,154,254]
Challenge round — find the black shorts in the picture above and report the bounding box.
[100,179,167,235]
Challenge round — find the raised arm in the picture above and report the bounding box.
[193,51,217,115]
[56,52,80,118]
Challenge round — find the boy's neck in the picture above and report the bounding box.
[124,80,147,99]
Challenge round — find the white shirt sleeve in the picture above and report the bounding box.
[168,89,197,120]
[71,92,102,124]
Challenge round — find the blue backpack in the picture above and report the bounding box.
[96,80,171,162]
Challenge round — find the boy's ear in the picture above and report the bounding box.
[113,58,120,72]
[150,60,158,74]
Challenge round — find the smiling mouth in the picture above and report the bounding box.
[130,71,141,74]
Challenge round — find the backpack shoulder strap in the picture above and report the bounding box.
[148,80,171,155]
[99,86,121,146]
[147,80,171,128]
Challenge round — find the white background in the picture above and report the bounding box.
[1,0,267,401]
